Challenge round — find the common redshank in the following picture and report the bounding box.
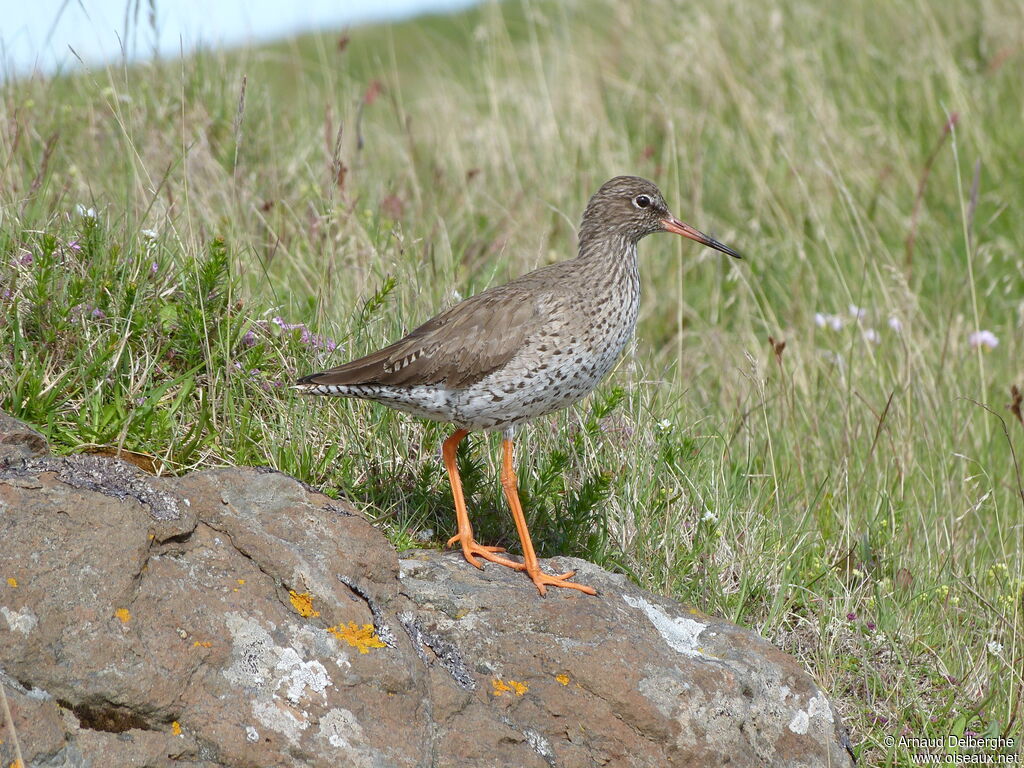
[297,176,741,595]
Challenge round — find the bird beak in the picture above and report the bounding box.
[662,216,743,259]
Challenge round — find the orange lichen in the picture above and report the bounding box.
[6,577,17,588]
[555,674,570,686]
[115,608,131,623]
[289,590,320,618]
[327,622,386,654]
[171,721,182,736]
[492,678,527,696]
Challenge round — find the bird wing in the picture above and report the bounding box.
[296,280,547,390]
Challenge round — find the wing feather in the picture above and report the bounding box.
[296,282,544,390]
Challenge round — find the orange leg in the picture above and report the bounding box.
[443,429,525,571]
[500,437,597,596]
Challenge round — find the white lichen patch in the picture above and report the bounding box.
[318,707,364,749]
[1,605,38,634]
[788,692,834,735]
[317,709,385,768]
[223,613,281,688]
[223,612,336,746]
[639,672,692,717]
[275,647,331,703]
[524,727,555,761]
[252,699,308,743]
[623,594,706,656]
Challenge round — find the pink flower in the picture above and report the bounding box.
[968,330,998,350]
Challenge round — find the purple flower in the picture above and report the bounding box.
[150,261,159,275]
[242,330,257,347]
[846,613,856,621]
[968,330,998,350]
[866,621,876,631]
[67,240,81,253]
[18,252,33,266]
[272,316,305,332]
[91,307,106,319]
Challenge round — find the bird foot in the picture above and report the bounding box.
[527,568,597,597]
[446,535,527,571]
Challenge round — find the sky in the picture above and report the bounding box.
[1,0,482,78]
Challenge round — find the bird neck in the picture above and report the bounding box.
[574,231,640,290]
[576,230,638,265]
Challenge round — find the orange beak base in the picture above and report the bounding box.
[662,216,743,259]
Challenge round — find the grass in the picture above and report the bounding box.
[2,0,1023,762]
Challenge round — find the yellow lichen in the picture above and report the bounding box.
[328,622,386,654]
[555,674,570,686]
[171,721,182,736]
[115,608,131,623]
[492,678,527,696]
[237,579,246,585]
[6,577,16,588]
[192,640,212,648]
[289,590,320,618]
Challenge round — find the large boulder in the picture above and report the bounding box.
[0,413,854,767]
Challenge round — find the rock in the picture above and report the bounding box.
[0,412,855,767]
[0,411,48,461]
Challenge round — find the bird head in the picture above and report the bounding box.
[579,175,742,259]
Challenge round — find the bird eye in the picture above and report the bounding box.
[633,195,651,209]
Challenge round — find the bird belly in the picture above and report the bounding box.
[450,307,637,431]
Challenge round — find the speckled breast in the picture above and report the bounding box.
[452,259,641,431]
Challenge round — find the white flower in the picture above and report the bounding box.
[141,229,158,240]
[849,304,867,320]
[815,312,844,330]
[969,330,998,350]
[701,510,718,523]
[888,316,903,332]
[987,641,1003,655]
[863,328,880,343]
[655,419,672,432]
[76,204,98,219]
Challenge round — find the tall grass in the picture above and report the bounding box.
[1,0,1022,761]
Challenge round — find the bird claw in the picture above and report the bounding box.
[447,535,526,571]
[528,569,597,597]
